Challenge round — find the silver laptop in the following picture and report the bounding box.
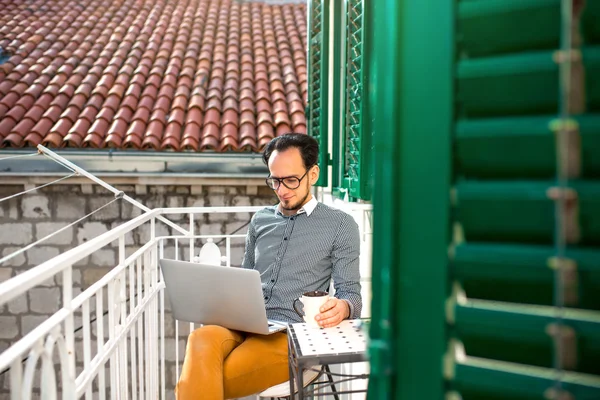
[158,258,287,335]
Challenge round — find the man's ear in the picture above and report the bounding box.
[309,165,320,185]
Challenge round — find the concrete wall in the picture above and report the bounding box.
[0,182,277,399]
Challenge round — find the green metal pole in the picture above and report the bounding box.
[354,0,372,201]
[367,0,397,395]
[331,0,343,192]
[318,0,330,187]
[369,0,454,398]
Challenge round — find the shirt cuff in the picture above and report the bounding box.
[343,299,354,319]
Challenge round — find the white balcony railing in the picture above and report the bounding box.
[0,202,372,400]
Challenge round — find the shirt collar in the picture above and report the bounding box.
[277,196,318,217]
[298,196,318,216]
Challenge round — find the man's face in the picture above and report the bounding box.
[268,148,319,213]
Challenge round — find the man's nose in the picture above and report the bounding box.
[275,184,290,195]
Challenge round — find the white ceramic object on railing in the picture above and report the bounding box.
[192,239,223,266]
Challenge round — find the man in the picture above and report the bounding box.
[176,133,362,399]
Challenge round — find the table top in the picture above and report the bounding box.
[288,319,369,364]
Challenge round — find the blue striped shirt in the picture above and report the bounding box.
[242,199,362,323]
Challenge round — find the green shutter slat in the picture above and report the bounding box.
[455,181,600,245]
[452,244,600,310]
[455,181,556,244]
[579,115,600,174]
[583,47,600,112]
[455,116,557,179]
[457,1,600,58]
[581,2,600,45]
[448,341,600,400]
[456,114,600,179]
[457,47,600,118]
[307,0,329,187]
[457,51,559,117]
[450,298,600,374]
[577,182,600,243]
[458,0,561,57]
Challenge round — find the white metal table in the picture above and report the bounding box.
[287,319,370,399]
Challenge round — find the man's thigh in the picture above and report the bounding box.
[223,332,289,397]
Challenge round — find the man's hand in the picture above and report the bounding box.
[314,298,350,328]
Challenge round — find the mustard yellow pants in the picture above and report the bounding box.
[175,325,290,400]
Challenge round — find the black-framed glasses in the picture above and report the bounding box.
[265,167,313,190]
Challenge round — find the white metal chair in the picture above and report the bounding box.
[257,366,327,399]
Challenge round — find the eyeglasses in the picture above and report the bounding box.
[265,167,313,190]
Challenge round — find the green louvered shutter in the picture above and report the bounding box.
[368,0,600,399]
[447,1,600,398]
[331,0,372,201]
[306,0,329,187]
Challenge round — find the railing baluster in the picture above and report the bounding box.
[226,237,231,267]
[10,359,22,400]
[82,299,92,400]
[119,235,125,265]
[144,251,151,398]
[129,262,138,400]
[159,239,166,399]
[119,270,129,400]
[151,244,158,397]
[175,321,180,384]
[62,267,75,396]
[189,213,195,261]
[119,233,128,399]
[160,280,166,400]
[96,289,106,400]
[137,257,145,400]
[107,280,117,400]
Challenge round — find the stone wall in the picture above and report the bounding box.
[0,183,277,399]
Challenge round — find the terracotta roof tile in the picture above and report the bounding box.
[0,0,307,153]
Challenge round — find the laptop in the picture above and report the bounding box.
[158,258,287,335]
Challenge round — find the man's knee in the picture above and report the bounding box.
[187,325,238,352]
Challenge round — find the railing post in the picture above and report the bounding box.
[62,266,76,399]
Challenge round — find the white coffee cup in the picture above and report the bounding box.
[293,290,330,327]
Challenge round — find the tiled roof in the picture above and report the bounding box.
[0,0,307,152]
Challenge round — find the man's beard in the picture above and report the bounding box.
[281,189,311,212]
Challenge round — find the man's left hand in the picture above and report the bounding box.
[314,298,350,328]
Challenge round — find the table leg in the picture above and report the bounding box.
[324,365,340,400]
[288,338,295,399]
[297,363,305,400]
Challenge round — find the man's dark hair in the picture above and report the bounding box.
[262,133,319,169]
